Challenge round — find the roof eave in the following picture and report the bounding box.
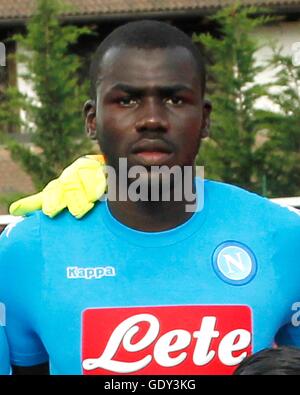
[0,9,212,27]
[0,5,299,28]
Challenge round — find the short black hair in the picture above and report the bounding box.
[233,346,300,375]
[89,20,206,100]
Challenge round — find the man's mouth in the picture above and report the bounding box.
[131,139,174,165]
[135,151,174,166]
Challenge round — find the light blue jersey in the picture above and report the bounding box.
[0,179,300,374]
[0,326,10,375]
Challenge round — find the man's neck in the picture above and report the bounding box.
[107,178,197,232]
[108,199,195,232]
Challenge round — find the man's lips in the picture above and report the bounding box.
[134,151,173,164]
[131,139,173,154]
[131,140,174,165]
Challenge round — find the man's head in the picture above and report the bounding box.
[85,20,211,173]
[234,346,300,375]
[89,20,206,102]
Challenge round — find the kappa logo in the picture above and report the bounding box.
[212,242,257,285]
[67,266,116,279]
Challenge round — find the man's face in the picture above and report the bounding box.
[90,46,209,172]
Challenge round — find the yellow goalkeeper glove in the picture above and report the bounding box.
[9,155,107,219]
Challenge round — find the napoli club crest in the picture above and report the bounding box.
[212,241,257,285]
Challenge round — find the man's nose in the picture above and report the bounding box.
[135,99,169,133]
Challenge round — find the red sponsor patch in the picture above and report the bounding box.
[82,305,252,375]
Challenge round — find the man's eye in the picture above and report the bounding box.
[165,97,184,105]
[119,97,138,106]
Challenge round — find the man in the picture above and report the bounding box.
[1,20,300,375]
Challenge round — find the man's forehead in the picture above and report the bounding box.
[99,46,200,88]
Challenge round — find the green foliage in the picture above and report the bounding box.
[193,4,272,193]
[0,86,24,141]
[255,47,300,197]
[0,191,29,212]
[5,0,93,188]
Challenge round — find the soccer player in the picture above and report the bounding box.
[1,20,300,375]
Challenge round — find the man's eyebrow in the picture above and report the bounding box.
[109,83,195,94]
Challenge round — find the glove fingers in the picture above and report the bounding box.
[42,180,66,218]
[60,156,107,212]
[9,155,107,219]
[44,177,94,219]
[9,192,44,216]
[77,167,107,202]
[64,188,94,218]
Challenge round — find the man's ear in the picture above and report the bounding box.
[200,99,212,139]
[83,99,97,140]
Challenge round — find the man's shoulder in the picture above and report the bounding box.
[37,200,106,231]
[205,179,267,206]
[0,211,42,245]
[205,179,300,225]
[1,201,107,253]
[0,212,44,288]
[205,179,265,201]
